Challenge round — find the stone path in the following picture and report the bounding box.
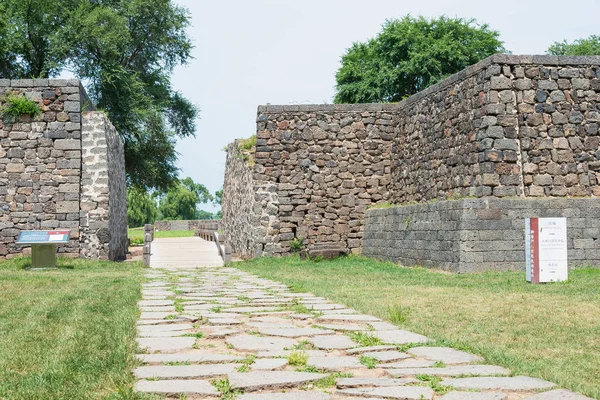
[135,266,593,399]
[150,237,223,269]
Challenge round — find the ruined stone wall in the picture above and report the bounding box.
[0,79,126,260]
[221,141,262,258]
[223,55,600,264]
[80,112,127,260]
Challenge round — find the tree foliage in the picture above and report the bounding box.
[334,15,506,103]
[127,187,158,228]
[0,0,197,191]
[157,177,213,221]
[547,35,600,56]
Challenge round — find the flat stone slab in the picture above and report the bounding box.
[228,371,327,391]
[136,337,195,353]
[205,327,241,338]
[310,335,358,349]
[307,356,363,370]
[225,306,280,313]
[390,365,510,377]
[256,350,327,358]
[134,363,237,379]
[137,330,192,338]
[346,345,397,355]
[316,314,380,322]
[441,376,556,391]
[338,386,434,399]
[252,358,289,371]
[138,300,174,306]
[238,392,330,400]
[315,323,368,331]
[140,311,176,320]
[369,321,400,331]
[372,330,430,344]
[138,323,194,332]
[258,328,335,338]
[408,346,484,364]
[247,322,298,329]
[207,317,244,325]
[336,377,418,388]
[135,379,218,396]
[378,359,437,369]
[360,351,411,363]
[440,392,508,400]
[524,389,594,399]
[136,352,243,364]
[227,335,297,351]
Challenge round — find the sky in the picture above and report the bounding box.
[171,0,600,213]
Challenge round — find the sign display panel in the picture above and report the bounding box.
[17,230,70,244]
[525,218,568,283]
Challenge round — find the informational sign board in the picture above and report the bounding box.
[16,230,70,268]
[525,218,568,283]
[17,230,70,244]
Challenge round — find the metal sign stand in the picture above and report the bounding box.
[16,230,71,269]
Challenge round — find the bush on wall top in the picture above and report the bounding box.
[0,94,42,123]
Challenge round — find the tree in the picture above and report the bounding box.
[214,188,223,206]
[158,177,213,220]
[127,187,158,227]
[547,35,600,56]
[195,210,215,220]
[0,0,197,191]
[334,16,506,104]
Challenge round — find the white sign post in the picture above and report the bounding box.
[525,218,568,283]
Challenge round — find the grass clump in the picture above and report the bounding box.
[359,356,378,369]
[312,372,353,388]
[236,355,256,372]
[290,237,305,253]
[416,374,453,395]
[211,378,240,400]
[293,340,316,351]
[348,331,383,347]
[287,351,308,367]
[0,258,144,399]
[234,254,600,398]
[0,94,41,123]
[388,304,411,325]
[210,306,222,313]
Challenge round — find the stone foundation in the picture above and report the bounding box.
[363,198,600,272]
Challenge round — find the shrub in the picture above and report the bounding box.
[0,94,41,123]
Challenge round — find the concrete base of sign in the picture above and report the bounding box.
[31,244,57,268]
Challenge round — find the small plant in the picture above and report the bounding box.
[293,340,316,350]
[359,356,378,369]
[290,237,305,253]
[388,304,411,326]
[164,314,178,320]
[236,364,250,373]
[174,299,184,313]
[236,354,256,372]
[312,372,353,388]
[416,374,453,395]
[164,361,192,366]
[238,135,257,151]
[287,351,308,367]
[432,361,446,368]
[403,216,411,228]
[348,331,383,347]
[0,94,42,123]
[237,296,250,302]
[295,365,320,373]
[211,378,240,400]
[182,332,204,339]
[210,306,222,313]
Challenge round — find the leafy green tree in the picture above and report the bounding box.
[158,177,213,220]
[334,15,506,103]
[547,35,600,56]
[0,0,197,191]
[126,187,158,228]
[195,210,215,220]
[214,188,223,206]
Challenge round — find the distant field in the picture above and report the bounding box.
[235,255,600,399]
[128,227,194,245]
[0,258,144,399]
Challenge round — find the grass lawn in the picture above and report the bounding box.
[0,257,145,400]
[128,228,194,245]
[235,255,600,399]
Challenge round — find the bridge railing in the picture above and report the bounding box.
[195,220,231,263]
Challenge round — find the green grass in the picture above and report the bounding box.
[235,255,600,399]
[127,228,195,245]
[287,351,308,367]
[347,331,383,347]
[0,257,146,400]
[359,356,378,369]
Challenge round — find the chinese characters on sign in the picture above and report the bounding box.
[525,218,568,283]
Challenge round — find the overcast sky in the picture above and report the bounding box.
[171,0,600,213]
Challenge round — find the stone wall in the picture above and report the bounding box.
[0,79,126,260]
[364,198,600,272]
[223,55,600,267]
[80,112,127,260]
[154,220,217,232]
[221,141,263,258]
